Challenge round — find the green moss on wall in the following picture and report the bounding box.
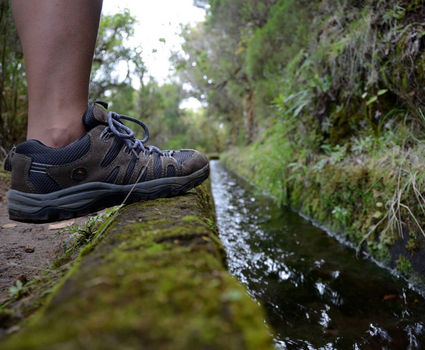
[396,256,413,277]
[1,183,273,350]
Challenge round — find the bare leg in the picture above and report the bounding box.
[12,0,103,148]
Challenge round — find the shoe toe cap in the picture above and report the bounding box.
[181,150,209,175]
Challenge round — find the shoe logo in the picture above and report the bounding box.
[72,167,88,181]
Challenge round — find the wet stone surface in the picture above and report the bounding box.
[210,160,425,349]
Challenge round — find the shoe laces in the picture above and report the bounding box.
[106,111,171,158]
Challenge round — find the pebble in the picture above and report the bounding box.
[24,246,35,253]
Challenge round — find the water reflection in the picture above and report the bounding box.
[210,160,425,349]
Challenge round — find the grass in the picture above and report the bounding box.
[54,206,121,265]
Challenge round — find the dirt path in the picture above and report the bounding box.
[0,172,85,303]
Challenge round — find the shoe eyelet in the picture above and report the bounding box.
[100,130,111,142]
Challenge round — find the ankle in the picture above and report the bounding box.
[28,126,85,148]
[26,103,87,148]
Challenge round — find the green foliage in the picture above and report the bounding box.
[0,1,27,152]
[9,280,25,299]
[177,0,425,149]
[245,0,310,80]
[178,0,425,282]
[90,9,144,99]
[52,206,120,269]
[175,0,280,144]
[332,206,350,227]
[91,10,222,152]
[222,113,425,275]
[396,255,413,277]
[222,120,294,205]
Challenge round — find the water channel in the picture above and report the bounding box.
[210,160,425,349]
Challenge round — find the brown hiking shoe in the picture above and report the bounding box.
[5,101,209,223]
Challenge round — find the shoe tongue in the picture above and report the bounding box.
[82,101,109,131]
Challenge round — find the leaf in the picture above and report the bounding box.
[383,294,397,301]
[293,100,310,118]
[366,96,378,105]
[2,223,17,229]
[48,219,75,230]
[9,280,24,297]
[372,211,382,219]
[377,89,388,96]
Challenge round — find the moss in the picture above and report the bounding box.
[396,255,413,277]
[1,182,273,350]
[182,215,202,222]
[368,243,392,265]
[328,101,365,145]
[405,238,423,253]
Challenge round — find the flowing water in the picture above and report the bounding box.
[210,160,425,350]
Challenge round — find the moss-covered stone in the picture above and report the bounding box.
[1,182,273,350]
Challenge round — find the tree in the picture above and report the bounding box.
[90,9,147,100]
[0,0,27,152]
[174,0,279,144]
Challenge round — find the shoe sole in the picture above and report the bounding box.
[7,164,209,223]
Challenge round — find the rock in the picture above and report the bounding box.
[1,182,273,350]
[24,247,34,254]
